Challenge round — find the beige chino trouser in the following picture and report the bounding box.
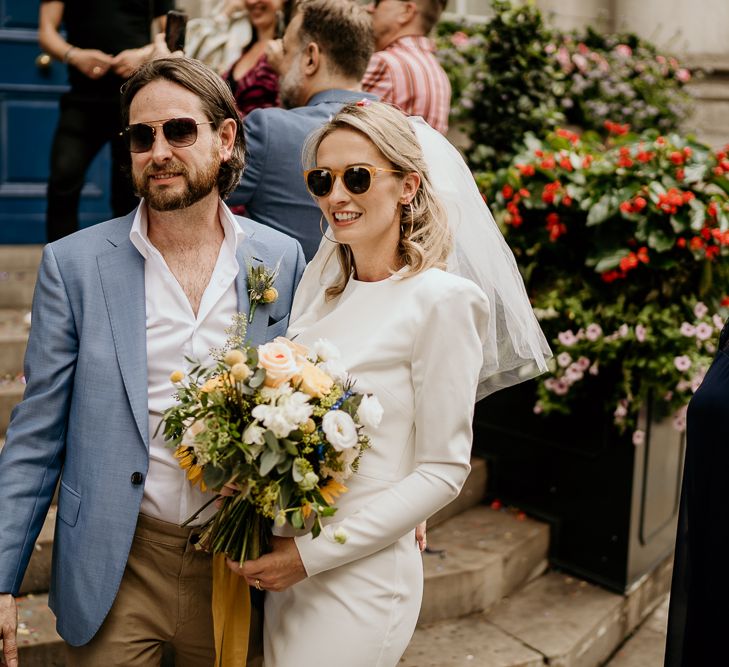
[65,514,215,667]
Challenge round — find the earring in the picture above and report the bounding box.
[401,203,415,238]
[319,215,341,244]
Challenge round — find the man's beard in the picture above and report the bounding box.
[279,60,304,110]
[134,158,220,212]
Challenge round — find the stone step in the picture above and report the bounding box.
[15,593,64,667]
[19,508,56,596]
[404,557,673,667]
[605,595,668,666]
[0,378,24,435]
[0,308,30,376]
[419,505,549,625]
[0,245,42,310]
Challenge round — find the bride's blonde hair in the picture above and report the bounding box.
[302,102,452,299]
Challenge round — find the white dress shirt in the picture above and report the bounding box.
[129,200,245,525]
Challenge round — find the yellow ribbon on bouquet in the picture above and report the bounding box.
[212,553,251,666]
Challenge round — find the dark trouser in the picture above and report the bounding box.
[46,91,139,242]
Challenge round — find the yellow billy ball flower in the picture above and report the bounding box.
[231,362,251,381]
[262,287,278,304]
[169,370,185,383]
[301,418,316,435]
[224,349,246,367]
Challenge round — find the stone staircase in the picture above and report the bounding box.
[0,245,671,666]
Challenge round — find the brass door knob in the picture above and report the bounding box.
[35,53,52,71]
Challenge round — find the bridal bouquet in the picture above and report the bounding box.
[158,315,380,564]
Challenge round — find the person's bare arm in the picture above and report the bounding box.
[0,593,18,667]
[38,1,113,79]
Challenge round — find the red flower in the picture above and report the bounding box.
[721,296,729,307]
[604,120,630,135]
[541,156,556,170]
[517,163,536,177]
[559,156,573,171]
[670,151,685,165]
[675,168,685,181]
[620,201,634,214]
[683,146,693,158]
[637,151,655,163]
[714,166,725,177]
[556,128,579,144]
[617,156,634,168]
[546,212,560,225]
[602,269,626,283]
[700,226,712,240]
[619,253,639,272]
[562,195,573,207]
[519,188,531,198]
[706,245,720,260]
[721,159,729,171]
[633,196,647,211]
[677,237,687,248]
[582,155,594,169]
[656,136,667,146]
[690,236,705,250]
[682,191,695,203]
[708,202,719,217]
[502,184,514,199]
[534,150,544,158]
[637,246,649,263]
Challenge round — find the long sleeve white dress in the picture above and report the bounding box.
[263,266,489,666]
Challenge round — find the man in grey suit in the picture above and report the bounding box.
[0,57,304,666]
[231,0,376,261]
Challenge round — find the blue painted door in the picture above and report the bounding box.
[0,0,112,244]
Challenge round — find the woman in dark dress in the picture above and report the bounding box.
[665,320,729,666]
[223,0,293,117]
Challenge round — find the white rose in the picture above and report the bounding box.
[312,338,341,362]
[357,395,383,429]
[322,410,358,451]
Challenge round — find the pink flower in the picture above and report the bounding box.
[679,322,696,337]
[557,352,572,368]
[533,403,544,414]
[575,356,591,371]
[693,302,708,319]
[450,31,470,48]
[674,355,692,372]
[714,314,725,330]
[552,379,569,396]
[672,406,687,432]
[663,391,674,401]
[565,365,584,383]
[676,68,691,83]
[544,377,558,391]
[585,323,603,341]
[589,362,599,376]
[632,430,645,446]
[614,401,628,419]
[558,329,578,346]
[618,324,629,338]
[615,44,633,58]
[695,322,713,341]
[635,324,647,342]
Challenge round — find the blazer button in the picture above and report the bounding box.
[130,472,144,485]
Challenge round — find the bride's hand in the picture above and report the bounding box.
[416,521,427,552]
[226,536,307,591]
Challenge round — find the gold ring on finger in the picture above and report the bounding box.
[255,578,262,591]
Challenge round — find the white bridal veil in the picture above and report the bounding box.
[290,117,552,401]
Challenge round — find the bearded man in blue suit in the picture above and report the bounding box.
[0,57,305,666]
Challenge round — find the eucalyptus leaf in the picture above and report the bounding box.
[203,465,227,489]
[259,449,280,477]
[249,368,266,389]
[291,509,304,529]
[264,430,281,452]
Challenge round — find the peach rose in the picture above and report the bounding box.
[258,341,300,387]
[293,360,334,398]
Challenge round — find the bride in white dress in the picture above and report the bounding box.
[233,102,551,666]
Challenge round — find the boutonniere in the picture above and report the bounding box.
[247,259,280,323]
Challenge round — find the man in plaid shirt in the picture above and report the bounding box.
[362,0,451,134]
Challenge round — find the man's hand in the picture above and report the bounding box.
[0,593,18,667]
[416,521,427,552]
[264,39,284,75]
[111,45,154,79]
[68,49,114,79]
[227,536,307,591]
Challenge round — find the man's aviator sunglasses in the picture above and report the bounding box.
[121,117,214,153]
[304,166,402,198]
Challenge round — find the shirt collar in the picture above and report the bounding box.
[129,199,246,261]
[386,34,435,52]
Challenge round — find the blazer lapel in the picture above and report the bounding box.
[97,239,149,448]
[236,234,275,346]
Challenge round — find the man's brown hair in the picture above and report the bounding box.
[296,0,374,81]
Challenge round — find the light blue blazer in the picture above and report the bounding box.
[0,209,305,645]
